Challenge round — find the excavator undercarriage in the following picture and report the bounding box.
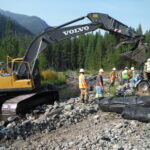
[0,84,59,115]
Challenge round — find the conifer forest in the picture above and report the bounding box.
[1,20,150,72]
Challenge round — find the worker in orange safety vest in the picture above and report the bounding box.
[146,58,150,80]
[109,67,117,89]
[79,68,88,103]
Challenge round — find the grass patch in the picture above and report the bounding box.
[41,70,66,84]
[108,85,118,97]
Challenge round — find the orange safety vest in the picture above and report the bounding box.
[79,74,88,89]
[110,71,116,81]
[129,70,133,79]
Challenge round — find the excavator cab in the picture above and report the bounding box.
[0,56,34,94]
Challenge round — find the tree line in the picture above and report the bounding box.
[0,21,150,72]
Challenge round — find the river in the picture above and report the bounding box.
[59,85,80,99]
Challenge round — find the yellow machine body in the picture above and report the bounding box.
[0,56,34,93]
[0,74,33,89]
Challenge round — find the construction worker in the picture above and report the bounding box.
[95,68,104,98]
[129,67,136,87]
[79,68,88,103]
[146,58,150,80]
[144,62,148,79]
[129,67,135,79]
[109,67,117,89]
[122,67,129,84]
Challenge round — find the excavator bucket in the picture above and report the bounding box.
[119,41,147,63]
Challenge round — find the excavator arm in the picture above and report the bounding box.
[18,13,147,77]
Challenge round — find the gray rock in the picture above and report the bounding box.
[47,108,63,117]
[79,148,86,150]
[17,135,23,140]
[115,123,123,129]
[88,106,97,114]
[93,115,100,120]
[93,104,99,111]
[113,144,124,150]
[33,109,40,114]
[22,120,31,126]
[6,122,16,128]
[68,141,74,146]
[53,101,59,109]
[64,104,74,111]
[47,104,53,110]
[0,121,5,127]
[36,114,47,123]
[7,116,18,122]
[55,146,61,150]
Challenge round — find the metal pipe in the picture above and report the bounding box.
[55,16,86,29]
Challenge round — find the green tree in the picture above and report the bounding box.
[136,24,143,35]
[0,19,19,62]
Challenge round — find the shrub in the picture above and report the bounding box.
[41,70,58,80]
[41,70,66,84]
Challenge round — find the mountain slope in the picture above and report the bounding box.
[0,9,49,34]
[0,13,33,36]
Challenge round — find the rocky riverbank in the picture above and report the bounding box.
[0,93,150,150]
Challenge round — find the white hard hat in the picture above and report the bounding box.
[79,68,84,72]
[145,62,148,65]
[131,67,134,70]
[99,68,104,72]
[112,67,116,71]
[125,67,128,70]
[147,58,150,62]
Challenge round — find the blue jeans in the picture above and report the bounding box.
[95,86,103,98]
[122,78,129,84]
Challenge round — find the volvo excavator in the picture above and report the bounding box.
[0,13,147,114]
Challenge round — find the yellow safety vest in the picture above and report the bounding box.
[79,74,88,89]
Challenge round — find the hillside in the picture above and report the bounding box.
[0,9,49,34]
[0,13,33,36]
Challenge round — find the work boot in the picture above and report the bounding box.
[81,99,85,103]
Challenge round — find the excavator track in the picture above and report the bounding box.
[0,86,59,115]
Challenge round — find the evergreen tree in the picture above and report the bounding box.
[94,33,104,69]
[136,24,143,35]
[0,19,19,62]
[70,38,79,69]
[84,34,95,70]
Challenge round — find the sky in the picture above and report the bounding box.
[0,0,150,33]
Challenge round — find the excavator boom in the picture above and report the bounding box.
[17,13,147,80]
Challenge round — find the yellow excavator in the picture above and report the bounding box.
[0,13,147,114]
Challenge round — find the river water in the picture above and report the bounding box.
[59,85,80,99]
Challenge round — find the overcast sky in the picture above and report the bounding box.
[0,0,150,33]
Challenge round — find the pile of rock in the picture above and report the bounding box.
[1,94,150,150]
[0,94,99,143]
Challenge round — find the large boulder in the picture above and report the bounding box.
[136,96,150,107]
[122,106,150,122]
[98,96,150,113]
[99,96,137,113]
